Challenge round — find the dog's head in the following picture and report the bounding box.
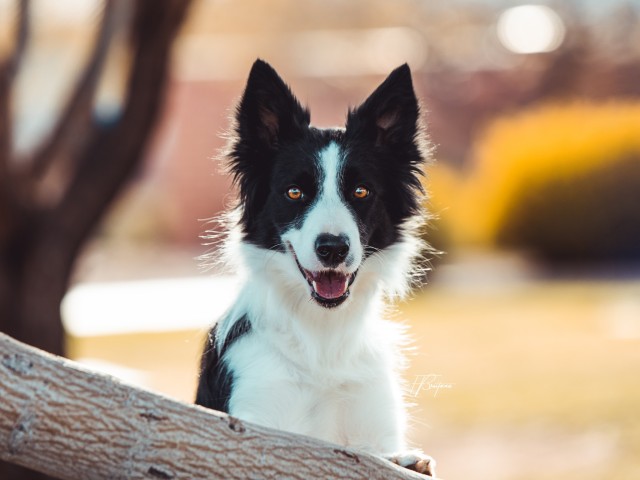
[226,59,428,309]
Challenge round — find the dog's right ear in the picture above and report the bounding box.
[234,59,310,151]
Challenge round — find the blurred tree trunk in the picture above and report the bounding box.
[0,0,192,478]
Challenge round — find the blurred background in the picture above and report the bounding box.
[2,0,640,479]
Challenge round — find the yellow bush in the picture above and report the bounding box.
[423,161,462,252]
[460,101,640,261]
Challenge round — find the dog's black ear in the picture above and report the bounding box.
[346,64,419,146]
[235,59,310,150]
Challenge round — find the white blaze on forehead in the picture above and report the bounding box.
[314,141,350,237]
[319,141,342,206]
[281,141,363,273]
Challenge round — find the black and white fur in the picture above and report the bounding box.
[196,60,435,476]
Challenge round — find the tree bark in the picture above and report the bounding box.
[0,333,429,480]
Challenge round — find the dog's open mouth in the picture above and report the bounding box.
[289,245,357,308]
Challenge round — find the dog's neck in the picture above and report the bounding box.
[238,261,384,369]
[214,236,420,373]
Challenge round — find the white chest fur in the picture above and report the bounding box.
[225,323,408,453]
[214,236,419,455]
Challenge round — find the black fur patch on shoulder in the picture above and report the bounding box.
[195,315,251,412]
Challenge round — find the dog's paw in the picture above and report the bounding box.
[387,450,436,477]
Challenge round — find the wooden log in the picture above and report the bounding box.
[0,333,429,480]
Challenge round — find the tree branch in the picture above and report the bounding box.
[0,332,428,480]
[0,0,30,195]
[42,0,189,255]
[23,0,118,181]
[3,0,30,75]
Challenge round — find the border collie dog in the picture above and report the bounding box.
[196,59,435,476]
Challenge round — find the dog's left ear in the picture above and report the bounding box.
[346,64,419,146]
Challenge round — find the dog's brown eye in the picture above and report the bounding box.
[353,185,370,199]
[286,186,304,201]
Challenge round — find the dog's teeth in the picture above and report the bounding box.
[312,280,318,293]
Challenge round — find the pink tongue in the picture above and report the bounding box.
[311,271,349,299]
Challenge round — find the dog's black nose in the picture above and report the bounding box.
[315,234,350,267]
